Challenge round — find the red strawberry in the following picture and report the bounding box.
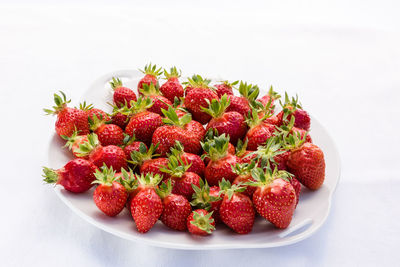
[273,150,291,171]
[140,158,170,181]
[137,63,162,93]
[202,94,247,145]
[202,134,240,186]
[159,67,184,103]
[118,168,139,209]
[88,114,124,146]
[245,109,277,151]
[235,139,256,164]
[124,97,163,145]
[226,81,259,117]
[214,80,237,98]
[232,162,257,198]
[92,165,128,217]
[42,158,97,193]
[290,176,301,207]
[250,167,297,229]
[248,137,284,168]
[191,179,222,223]
[275,116,312,144]
[187,209,216,236]
[157,180,192,231]
[110,77,137,108]
[78,101,111,122]
[202,129,236,165]
[219,179,255,234]
[139,83,172,116]
[264,115,279,126]
[109,102,131,130]
[130,173,164,233]
[44,91,89,137]
[257,86,280,114]
[277,93,310,131]
[152,107,202,156]
[169,141,205,177]
[61,130,89,158]
[122,135,148,159]
[184,75,218,124]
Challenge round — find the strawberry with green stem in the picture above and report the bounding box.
[109,102,131,130]
[235,139,256,164]
[275,116,312,144]
[226,81,259,117]
[232,162,257,198]
[160,67,184,103]
[121,133,148,159]
[214,80,238,98]
[78,101,110,122]
[61,129,89,158]
[257,86,280,114]
[277,92,310,131]
[245,108,277,151]
[137,63,162,93]
[139,83,172,116]
[169,141,205,177]
[118,168,139,209]
[88,114,124,146]
[110,77,137,108]
[191,179,222,223]
[201,129,236,165]
[187,209,216,236]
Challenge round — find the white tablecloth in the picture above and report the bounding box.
[1,1,399,266]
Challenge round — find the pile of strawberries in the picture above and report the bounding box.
[43,64,325,235]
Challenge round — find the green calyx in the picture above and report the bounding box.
[201,133,230,162]
[267,85,281,100]
[249,167,293,187]
[281,131,307,150]
[140,83,161,96]
[92,164,117,186]
[163,66,181,79]
[248,137,284,168]
[162,106,192,128]
[201,94,231,118]
[128,142,159,167]
[245,107,264,128]
[168,141,185,158]
[42,167,59,184]
[43,91,71,115]
[279,92,303,122]
[218,178,246,201]
[235,138,248,157]
[130,96,154,115]
[155,179,173,199]
[74,133,100,157]
[231,161,256,176]
[77,101,94,111]
[118,168,138,192]
[219,80,239,88]
[238,81,259,101]
[190,179,220,210]
[61,129,82,150]
[88,113,109,131]
[190,210,215,234]
[160,154,191,178]
[110,77,123,90]
[140,63,163,77]
[185,74,212,89]
[135,172,163,188]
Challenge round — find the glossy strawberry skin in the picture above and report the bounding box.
[203,143,236,166]
[277,108,311,131]
[184,88,219,124]
[57,158,98,193]
[113,87,137,108]
[205,154,240,186]
[180,152,205,177]
[239,151,257,164]
[257,95,275,113]
[89,145,127,172]
[209,186,223,223]
[263,115,279,126]
[252,178,296,229]
[185,120,206,141]
[125,111,163,146]
[245,123,276,151]
[187,209,215,235]
[160,78,184,103]
[172,172,201,200]
[233,175,257,198]
[95,124,124,146]
[86,108,110,122]
[55,107,89,137]
[137,75,158,93]
[93,181,128,217]
[148,95,172,116]
[215,83,234,98]
[161,193,191,231]
[123,141,147,159]
[287,143,325,190]
[112,112,129,130]
[131,188,163,233]
[226,95,251,117]
[290,177,301,206]
[220,193,255,234]
[206,111,247,145]
[273,150,291,171]
[140,158,170,181]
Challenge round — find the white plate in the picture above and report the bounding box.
[48,70,341,250]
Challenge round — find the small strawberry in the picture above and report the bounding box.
[191,179,222,223]
[245,108,277,151]
[139,83,172,116]
[121,134,148,159]
[184,74,219,124]
[187,209,216,236]
[92,165,128,217]
[137,63,162,93]
[131,173,164,233]
[226,81,259,117]
[78,101,111,122]
[159,67,184,103]
[214,80,238,98]
[277,93,311,131]
[202,94,247,145]
[232,162,257,198]
[250,167,296,229]
[257,86,280,114]
[42,158,97,193]
[169,141,205,177]
[61,130,89,158]
[218,179,255,234]
[44,91,89,137]
[156,180,192,231]
[88,114,124,146]
[110,77,137,108]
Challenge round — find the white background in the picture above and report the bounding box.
[0,0,399,266]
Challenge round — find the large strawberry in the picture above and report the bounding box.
[187,209,216,236]
[202,94,247,145]
[277,93,311,131]
[214,80,238,98]
[159,67,184,102]
[218,179,255,234]
[110,77,137,108]
[202,134,240,186]
[226,81,259,117]
[156,180,192,231]
[169,141,205,177]
[130,173,163,233]
[250,167,296,229]
[139,83,172,116]
[88,114,124,146]
[137,63,162,93]
[44,91,89,137]
[191,179,222,223]
[92,165,128,217]
[245,108,277,151]
[184,74,218,124]
[152,107,202,156]
[42,158,97,193]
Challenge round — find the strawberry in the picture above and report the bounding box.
[159,67,184,103]
[152,107,202,156]
[169,141,205,177]
[160,155,201,200]
[202,94,247,145]
[250,167,296,229]
[226,81,259,117]
[187,209,216,236]
[214,80,238,98]
[235,139,256,163]
[130,173,163,233]
[78,101,110,122]
[42,158,97,193]
[202,134,240,186]
[275,116,312,143]
[247,137,284,168]
[121,134,148,159]
[191,179,222,223]
[290,176,301,207]
[245,108,277,151]
[88,114,124,146]
[184,74,218,124]
[118,168,139,209]
[110,77,137,108]
[109,102,131,130]
[61,130,89,158]
[156,180,192,231]
[92,165,128,217]
[141,158,170,181]
[232,162,257,198]
[137,63,162,93]
[218,179,255,234]
[139,83,172,116]
[277,93,310,131]
[44,91,89,137]
[202,129,236,165]
[257,86,280,114]
[124,97,163,145]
